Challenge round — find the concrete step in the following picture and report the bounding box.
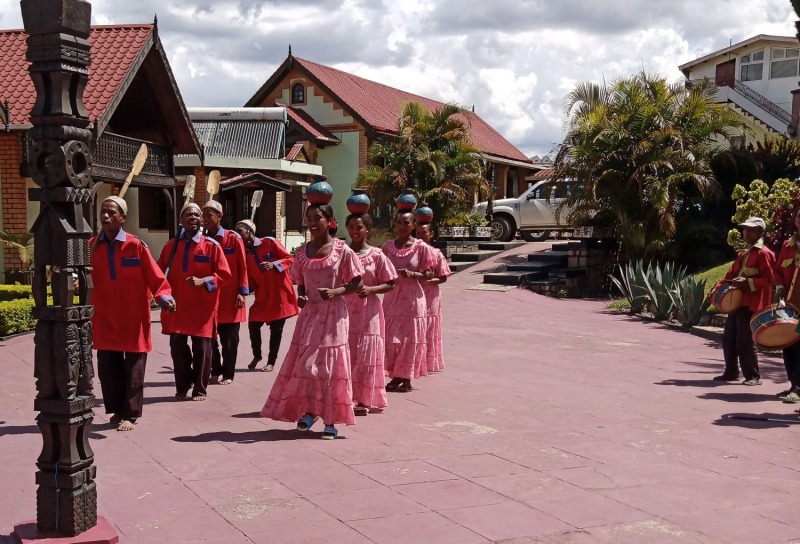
[506,262,558,273]
[528,251,569,265]
[451,250,501,263]
[477,241,527,251]
[524,278,566,293]
[448,261,474,273]
[548,267,587,279]
[483,271,538,285]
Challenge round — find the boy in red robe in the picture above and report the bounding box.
[234,219,298,372]
[157,203,231,401]
[203,201,248,385]
[91,195,175,431]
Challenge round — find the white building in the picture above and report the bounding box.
[679,35,800,143]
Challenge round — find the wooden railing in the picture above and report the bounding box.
[92,132,175,187]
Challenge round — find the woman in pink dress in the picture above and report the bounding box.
[416,223,452,373]
[346,213,398,416]
[382,211,436,393]
[260,204,364,440]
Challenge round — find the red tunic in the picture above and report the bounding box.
[773,235,800,292]
[157,232,231,338]
[246,237,299,323]
[718,241,775,312]
[208,228,248,324]
[90,229,172,353]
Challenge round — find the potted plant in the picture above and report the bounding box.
[466,214,491,240]
[0,230,34,285]
[440,212,470,239]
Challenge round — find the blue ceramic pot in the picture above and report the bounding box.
[395,189,417,211]
[307,179,334,205]
[346,188,371,214]
[415,204,433,223]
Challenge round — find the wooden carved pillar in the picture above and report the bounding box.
[21,0,98,536]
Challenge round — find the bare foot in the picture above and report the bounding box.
[262,364,275,372]
[192,395,207,401]
[219,378,233,385]
[117,420,136,431]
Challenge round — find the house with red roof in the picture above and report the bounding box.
[245,53,534,226]
[0,22,199,279]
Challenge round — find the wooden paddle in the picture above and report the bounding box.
[165,175,197,278]
[118,143,148,199]
[207,170,221,202]
[250,190,264,222]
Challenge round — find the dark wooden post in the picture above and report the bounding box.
[21,0,98,536]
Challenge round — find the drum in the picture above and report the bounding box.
[750,305,800,349]
[711,283,743,313]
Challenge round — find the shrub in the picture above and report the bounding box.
[609,260,651,313]
[0,284,33,302]
[669,275,710,328]
[0,298,36,336]
[642,262,687,320]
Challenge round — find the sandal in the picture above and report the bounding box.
[396,380,413,393]
[742,379,762,386]
[385,378,402,392]
[248,357,262,370]
[321,425,338,440]
[783,391,800,403]
[777,388,794,398]
[354,405,369,416]
[297,413,319,431]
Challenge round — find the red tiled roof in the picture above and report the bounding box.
[528,168,555,180]
[291,57,531,164]
[281,104,339,143]
[285,143,305,161]
[0,25,153,126]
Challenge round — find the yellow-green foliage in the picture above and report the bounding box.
[0,284,33,302]
[0,298,36,336]
[728,178,796,249]
[695,260,733,312]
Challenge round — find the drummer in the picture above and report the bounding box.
[714,217,775,385]
[773,207,800,404]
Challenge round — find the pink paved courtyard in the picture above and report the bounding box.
[1,246,799,544]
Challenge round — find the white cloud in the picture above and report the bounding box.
[0,0,797,156]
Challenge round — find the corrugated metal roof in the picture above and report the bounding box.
[194,119,285,159]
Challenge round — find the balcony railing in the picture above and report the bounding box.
[92,132,175,187]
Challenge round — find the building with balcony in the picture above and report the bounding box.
[679,35,800,143]
[0,22,200,279]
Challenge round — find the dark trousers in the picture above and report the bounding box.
[249,318,286,365]
[96,350,147,421]
[722,308,760,381]
[211,322,241,380]
[782,340,800,389]
[170,334,211,397]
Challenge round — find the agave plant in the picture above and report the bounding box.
[609,260,650,313]
[642,261,688,320]
[669,275,710,328]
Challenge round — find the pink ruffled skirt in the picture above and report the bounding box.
[350,333,388,409]
[425,314,444,372]
[385,315,428,380]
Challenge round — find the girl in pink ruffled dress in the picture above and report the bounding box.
[382,211,436,393]
[260,204,364,440]
[416,223,452,373]
[345,213,398,416]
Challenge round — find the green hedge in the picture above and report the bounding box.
[0,284,33,302]
[0,298,36,336]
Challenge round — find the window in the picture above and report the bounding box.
[138,187,171,230]
[285,189,305,231]
[771,47,800,79]
[291,83,305,104]
[740,50,764,82]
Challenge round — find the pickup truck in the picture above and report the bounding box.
[470,179,570,242]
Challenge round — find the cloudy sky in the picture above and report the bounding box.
[1,0,797,156]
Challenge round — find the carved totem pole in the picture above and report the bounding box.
[22,0,98,536]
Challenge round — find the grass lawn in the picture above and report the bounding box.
[695,261,732,299]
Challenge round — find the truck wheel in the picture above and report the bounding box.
[491,216,514,242]
[522,230,550,242]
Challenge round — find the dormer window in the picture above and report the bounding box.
[740,50,764,82]
[291,83,305,104]
[771,47,800,79]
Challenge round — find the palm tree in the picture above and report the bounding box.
[553,72,746,260]
[357,102,488,222]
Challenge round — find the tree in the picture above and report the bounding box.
[356,102,488,222]
[727,178,800,252]
[552,73,746,261]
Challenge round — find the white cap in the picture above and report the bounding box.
[102,195,128,215]
[739,217,766,230]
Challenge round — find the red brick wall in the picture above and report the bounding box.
[0,133,27,269]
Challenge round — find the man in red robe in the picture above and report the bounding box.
[157,203,231,401]
[91,195,175,430]
[234,219,298,372]
[203,200,248,385]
